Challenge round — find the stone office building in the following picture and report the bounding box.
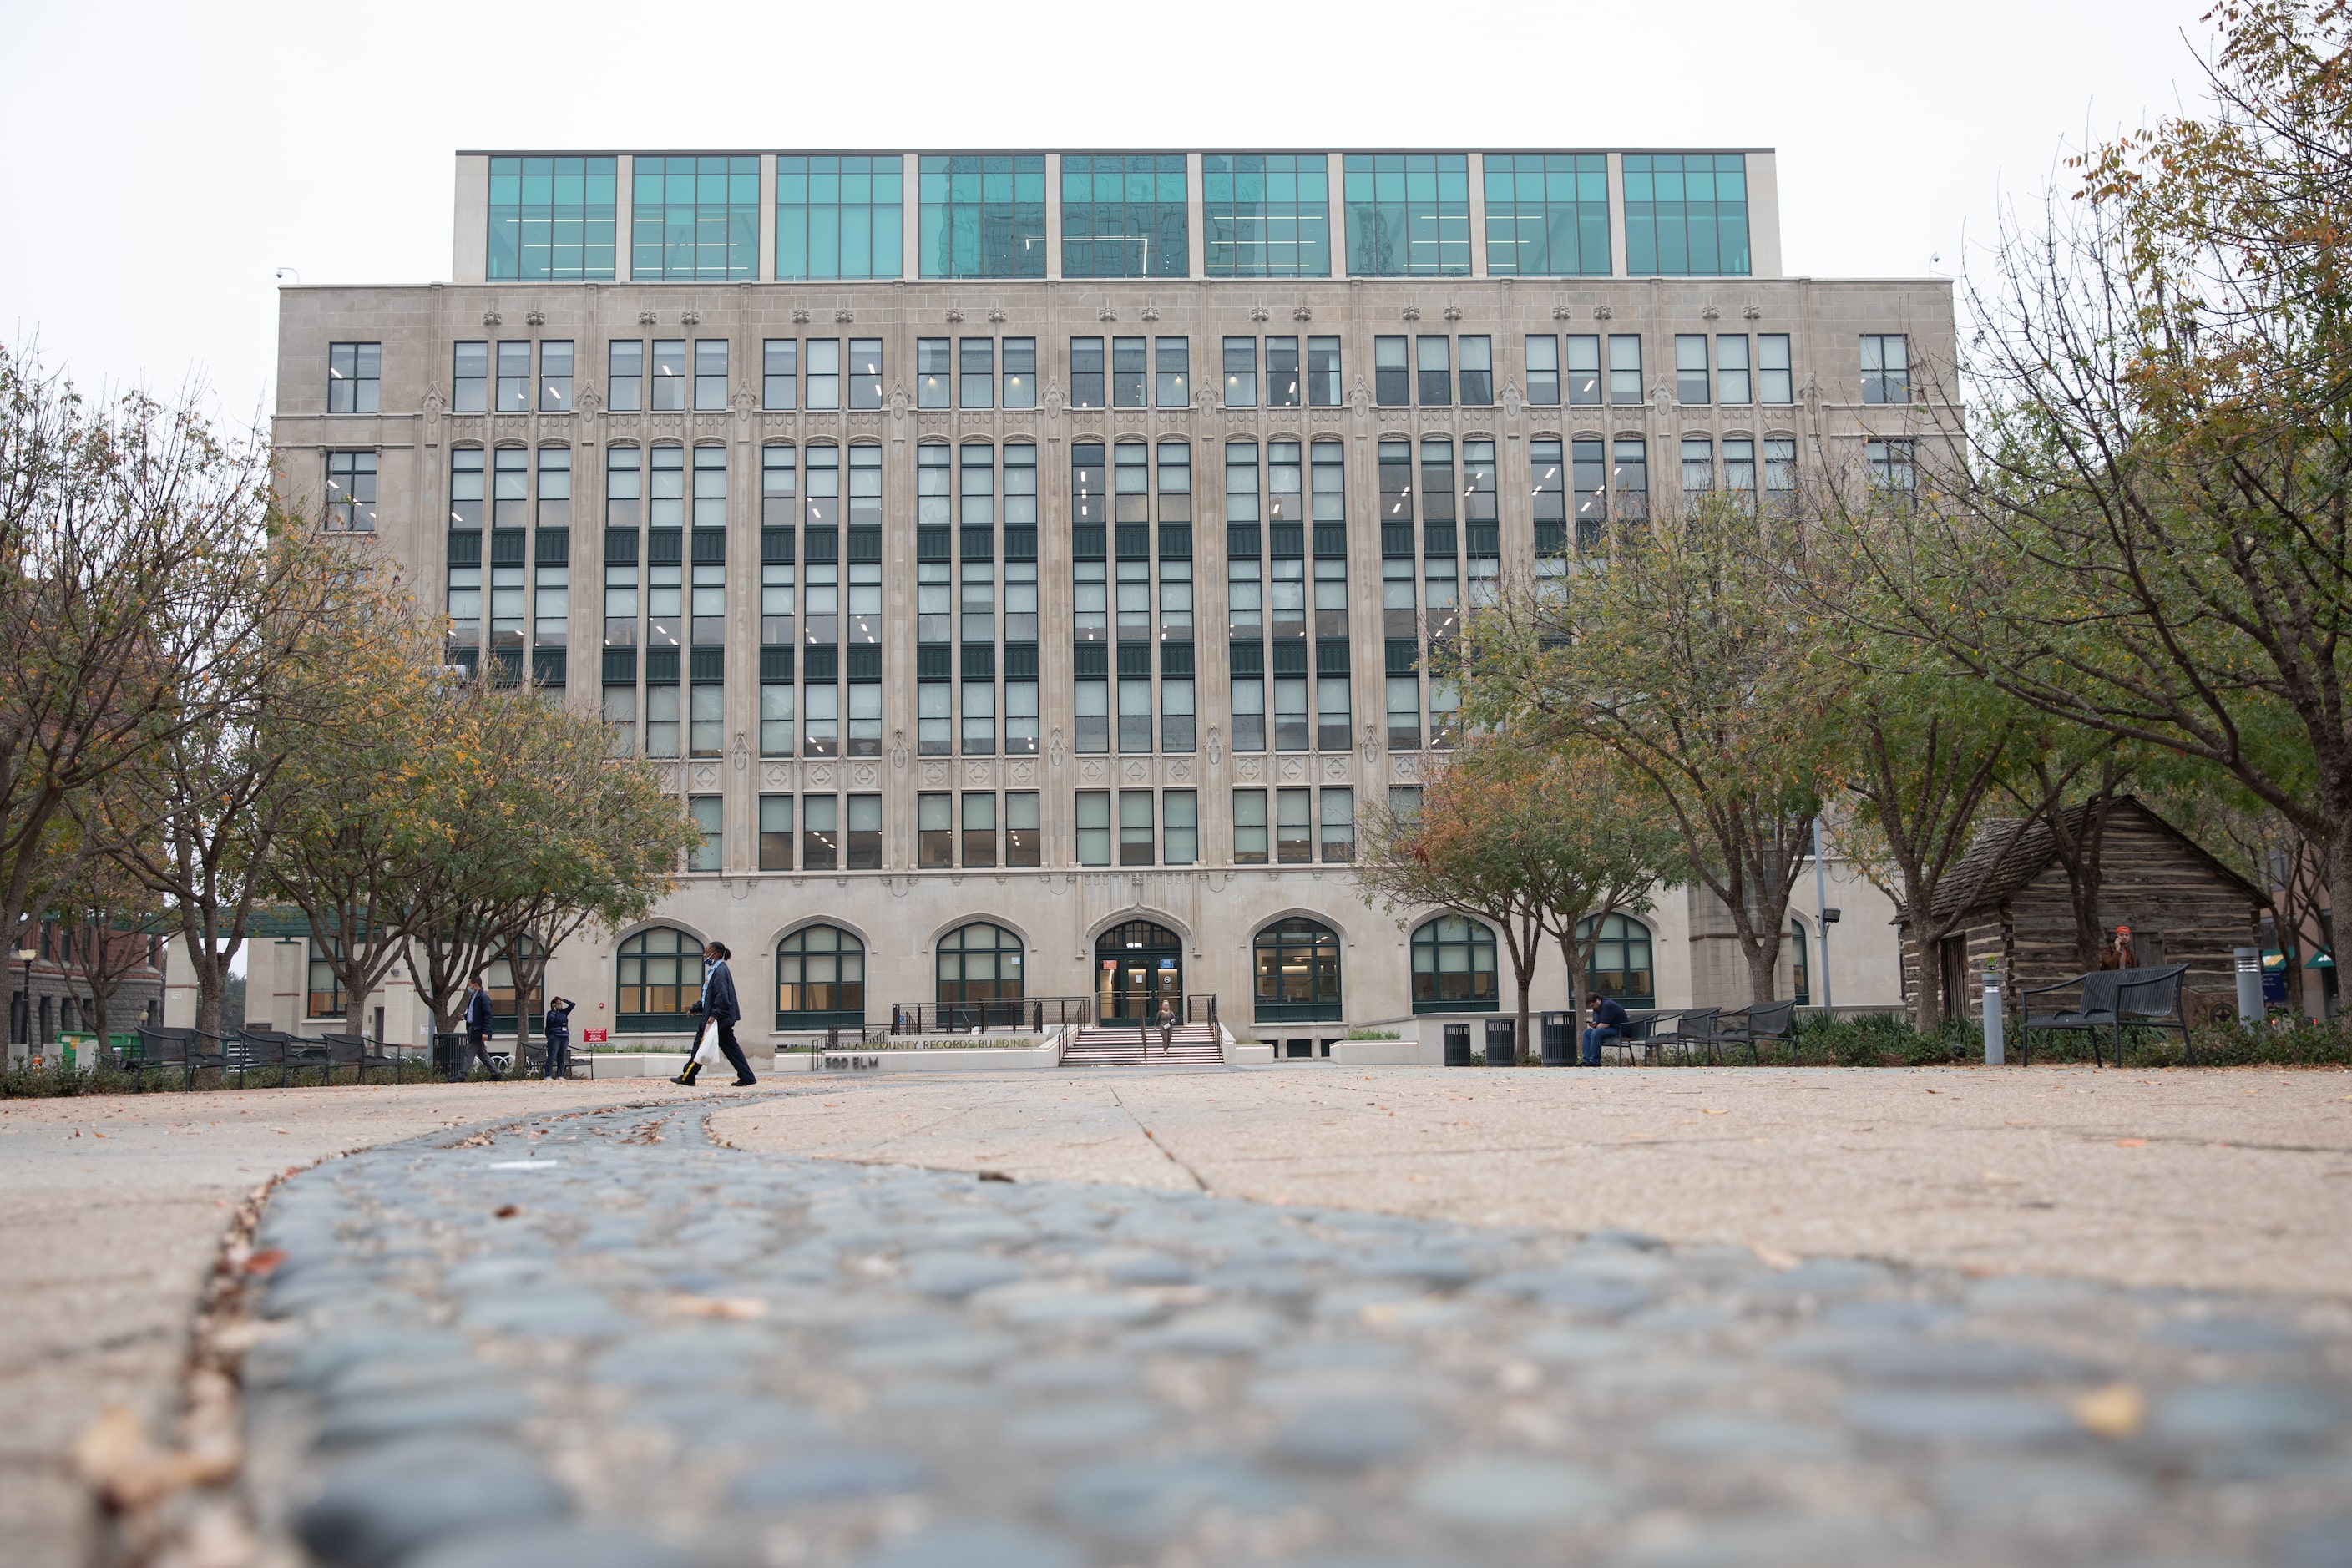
[263,148,1936,1055]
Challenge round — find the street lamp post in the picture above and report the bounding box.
[17,941,36,1057]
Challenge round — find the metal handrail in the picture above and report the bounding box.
[887,996,1095,1036]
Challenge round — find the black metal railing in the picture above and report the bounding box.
[887,996,1095,1036]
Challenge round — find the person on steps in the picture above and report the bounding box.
[673,941,756,1087]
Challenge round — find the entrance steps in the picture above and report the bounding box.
[1060,1024,1226,1067]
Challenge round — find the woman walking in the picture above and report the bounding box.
[672,941,756,1087]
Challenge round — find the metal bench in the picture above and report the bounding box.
[133,1024,234,1087]
[1720,999,1800,1065]
[1647,1007,1722,1065]
[316,1032,401,1081]
[2115,964,2193,1066]
[2020,970,2127,1067]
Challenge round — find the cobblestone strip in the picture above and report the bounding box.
[238,1098,2352,1568]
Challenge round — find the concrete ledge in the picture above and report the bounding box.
[1331,1039,1429,1066]
[1224,1044,1276,1065]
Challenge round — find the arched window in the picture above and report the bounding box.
[617,927,700,1032]
[1579,913,1655,1009]
[937,923,1023,1006]
[777,924,865,1028]
[1411,916,1499,1013]
[1254,918,1343,1023]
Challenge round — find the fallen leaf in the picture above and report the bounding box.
[662,1294,766,1320]
[2005,1119,2034,1127]
[1981,1171,2023,1185]
[1753,1244,1803,1271]
[1702,1108,1728,1115]
[2114,1138,2148,1148]
[493,1204,520,1219]
[240,1249,286,1277]
[2073,1383,2147,1439]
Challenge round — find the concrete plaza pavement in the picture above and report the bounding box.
[716,1064,2352,1297]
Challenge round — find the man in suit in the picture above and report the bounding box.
[457,975,499,1080]
[673,941,755,1087]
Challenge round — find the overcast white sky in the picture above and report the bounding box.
[3,0,2214,421]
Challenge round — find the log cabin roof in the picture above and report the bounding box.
[1895,795,2263,928]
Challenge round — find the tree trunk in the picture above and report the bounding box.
[2328,829,2352,1019]
[1907,916,1950,1032]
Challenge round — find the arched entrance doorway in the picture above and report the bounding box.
[1095,920,1183,1023]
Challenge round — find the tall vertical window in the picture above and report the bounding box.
[919,154,1046,278]
[847,794,882,868]
[1723,438,1757,508]
[1307,337,1342,406]
[1682,437,1713,509]
[1222,337,1257,408]
[759,796,792,871]
[537,446,571,527]
[1481,153,1609,276]
[1076,792,1111,866]
[848,341,883,410]
[604,446,640,533]
[1070,337,1105,408]
[1320,788,1354,862]
[1203,154,1330,277]
[493,446,529,527]
[1118,792,1155,865]
[961,792,998,867]
[1374,336,1409,406]
[1061,154,1189,277]
[1343,154,1470,276]
[327,342,379,413]
[1003,339,1037,408]
[1565,335,1601,404]
[488,155,618,281]
[805,340,841,410]
[1007,792,1041,866]
[1109,338,1146,407]
[1416,336,1452,406]
[325,452,376,531]
[918,792,953,868]
[687,797,723,872]
[1861,335,1911,405]
[1572,438,1606,548]
[1525,336,1560,406]
[776,154,903,279]
[1764,438,1798,513]
[1613,437,1650,522]
[453,341,488,412]
[1276,787,1313,863]
[496,342,530,412]
[691,444,726,531]
[539,341,574,411]
[1676,336,1710,404]
[918,340,951,409]
[801,796,838,869]
[1265,337,1302,407]
[632,155,759,281]
[763,340,798,409]
[1163,791,1197,865]
[1760,336,1793,404]
[1865,438,1916,491]
[1233,789,1268,863]
[1716,336,1752,405]
[1624,154,1751,276]
[1155,338,1190,408]
[694,341,728,412]
[1459,336,1495,407]
[609,341,643,412]
[1609,336,1644,404]
[959,338,994,409]
[652,340,686,411]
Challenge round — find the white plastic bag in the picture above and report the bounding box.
[690,1016,723,1068]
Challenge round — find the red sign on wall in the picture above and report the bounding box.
[583,1027,609,1044]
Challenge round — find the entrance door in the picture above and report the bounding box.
[1096,921,1184,1022]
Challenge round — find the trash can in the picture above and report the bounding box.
[432,1031,466,1078]
[1443,1022,1473,1066]
[1540,1011,1573,1066]
[1485,1018,1517,1066]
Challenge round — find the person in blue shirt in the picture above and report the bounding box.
[455,974,500,1080]
[673,941,755,1087]
[540,994,575,1080]
[1583,993,1629,1065]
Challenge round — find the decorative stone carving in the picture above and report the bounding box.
[1323,756,1350,781]
[1502,380,1523,422]
[966,761,993,786]
[834,307,854,323]
[1280,756,1307,781]
[1235,755,1262,781]
[1044,379,1065,419]
[732,731,749,771]
[1702,305,1721,321]
[1248,306,1270,323]
[1206,726,1222,768]
[1393,752,1421,782]
[1401,306,1422,321]
[525,309,545,327]
[989,307,1007,324]
[1349,377,1372,421]
[1443,306,1462,322]
[681,309,702,327]
[1552,305,1575,321]
[1049,725,1065,768]
[891,731,907,769]
[852,762,876,786]
[1292,306,1312,322]
[1594,305,1615,321]
[792,307,812,324]
[639,310,659,326]
[1362,722,1380,771]
[889,382,911,421]
[1743,304,1763,321]
[1141,306,1161,322]
[1123,759,1146,781]
[483,310,503,327]
[763,763,792,787]
[1010,761,1034,784]
[923,761,946,784]
[808,763,833,787]
[693,762,718,787]
[1168,757,1191,781]
[946,307,964,324]
[1081,758,1106,783]
[1097,306,1117,321]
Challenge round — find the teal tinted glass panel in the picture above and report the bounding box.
[918,155,1047,278]
[1623,153,1750,276]
[1204,154,1330,278]
[1342,154,1470,277]
[776,154,903,279]
[631,155,760,281]
[1060,154,1189,278]
[488,156,618,281]
[1482,154,1609,277]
